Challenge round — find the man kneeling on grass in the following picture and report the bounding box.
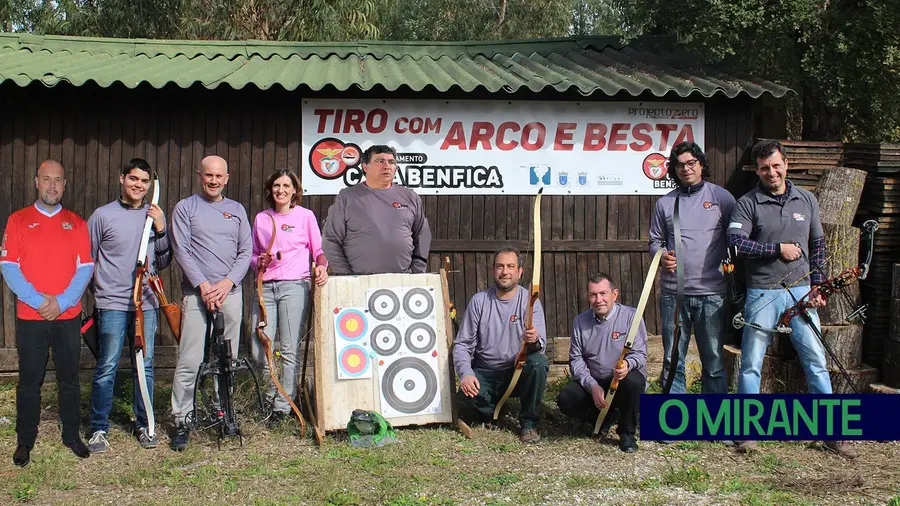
[557,273,647,453]
[452,247,549,443]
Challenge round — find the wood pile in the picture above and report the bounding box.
[851,143,900,368]
[741,139,843,193]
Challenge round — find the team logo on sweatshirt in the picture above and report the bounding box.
[392,202,409,211]
[281,224,295,233]
[703,201,718,210]
[223,212,233,220]
[61,221,73,230]
[611,331,623,341]
[509,315,520,324]
[793,213,806,221]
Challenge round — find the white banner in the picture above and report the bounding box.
[301,99,704,195]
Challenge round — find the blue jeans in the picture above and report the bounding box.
[90,308,157,433]
[738,287,831,394]
[658,292,728,394]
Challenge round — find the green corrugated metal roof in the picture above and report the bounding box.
[0,33,792,98]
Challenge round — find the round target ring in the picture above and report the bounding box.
[336,309,368,341]
[381,357,438,414]
[404,322,437,353]
[339,344,370,377]
[371,324,402,356]
[402,288,434,319]
[368,289,401,321]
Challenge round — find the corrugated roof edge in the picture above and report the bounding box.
[0,32,795,98]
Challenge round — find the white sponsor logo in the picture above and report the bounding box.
[728,222,743,229]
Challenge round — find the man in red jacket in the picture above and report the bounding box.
[0,159,94,466]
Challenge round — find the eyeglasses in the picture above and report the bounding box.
[675,159,699,171]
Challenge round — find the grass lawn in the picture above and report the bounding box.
[0,377,897,505]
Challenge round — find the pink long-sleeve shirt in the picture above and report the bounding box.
[251,206,325,282]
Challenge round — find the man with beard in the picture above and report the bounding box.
[86,158,172,452]
[1,159,94,466]
[452,248,548,443]
[322,145,432,275]
[556,274,646,453]
[649,142,733,397]
[727,139,856,459]
[169,155,251,451]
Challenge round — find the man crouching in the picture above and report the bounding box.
[452,247,549,443]
[557,273,647,453]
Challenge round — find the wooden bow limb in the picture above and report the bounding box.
[443,256,473,439]
[300,261,324,446]
[662,194,684,395]
[594,248,663,435]
[493,188,543,422]
[257,213,305,436]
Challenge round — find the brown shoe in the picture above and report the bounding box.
[520,428,541,444]
[823,440,858,459]
[735,440,757,454]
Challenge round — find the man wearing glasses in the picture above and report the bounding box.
[322,145,432,275]
[649,142,734,405]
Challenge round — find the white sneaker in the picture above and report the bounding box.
[88,431,109,453]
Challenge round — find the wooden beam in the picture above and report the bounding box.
[430,240,647,253]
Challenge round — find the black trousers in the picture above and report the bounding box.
[16,317,82,446]
[556,369,645,435]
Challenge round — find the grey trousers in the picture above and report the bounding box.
[170,292,243,424]
[250,279,311,413]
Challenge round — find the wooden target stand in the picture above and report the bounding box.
[307,265,472,443]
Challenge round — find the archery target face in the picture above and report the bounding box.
[368,289,401,321]
[338,344,371,378]
[404,322,437,354]
[336,309,367,341]
[333,307,374,379]
[379,357,441,417]
[371,324,403,356]
[402,288,435,319]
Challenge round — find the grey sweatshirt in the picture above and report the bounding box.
[649,181,735,295]
[322,183,432,275]
[569,304,648,391]
[170,194,252,295]
[452,285,547,378]
[88,200,173,311]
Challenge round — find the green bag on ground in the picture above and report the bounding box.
[347,409,399,448]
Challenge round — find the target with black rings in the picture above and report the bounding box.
[371,324,402,356]
[381,357,438,414]
[404,322,437,354]
[402,288,434,319]
[368,289,401,320]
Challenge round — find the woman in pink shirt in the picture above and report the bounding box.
[250,169,328,426]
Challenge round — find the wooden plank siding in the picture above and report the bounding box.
[0,83,758,372]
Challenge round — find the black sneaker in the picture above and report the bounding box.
[171,425,190,452]
[136,427,158,449]
[619,433,638,453]
[13,445,31,467]
[63,437,90,458]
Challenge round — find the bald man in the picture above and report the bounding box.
[1,159,94,465]
[169,155,251,451]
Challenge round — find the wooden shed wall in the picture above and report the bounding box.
[0,83,757,372]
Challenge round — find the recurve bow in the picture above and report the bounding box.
[492,188,543,422]
[132,173,159,440]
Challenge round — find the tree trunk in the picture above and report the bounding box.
[818,223,862,324]
[815,167,867,225]
[820,324,863,370]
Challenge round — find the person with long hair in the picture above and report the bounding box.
[250,169,328,425]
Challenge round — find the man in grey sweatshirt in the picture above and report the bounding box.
[649,142,735,396]
[452,248,548,444]
[87,158,172,453]
[168,155,252,451]
[322,145,432,275]
[557,273,647,453]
